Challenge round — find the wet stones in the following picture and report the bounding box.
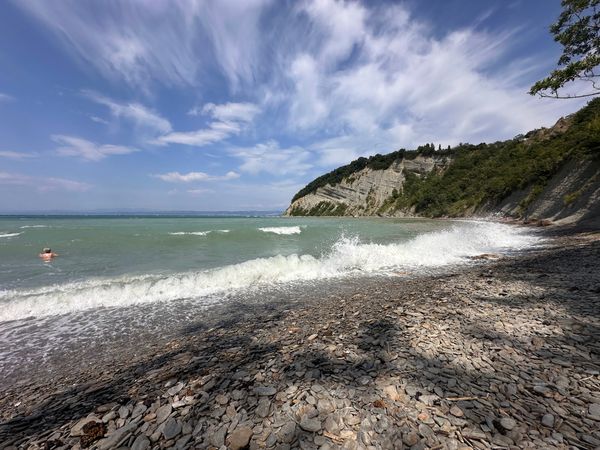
[3,233,600,450]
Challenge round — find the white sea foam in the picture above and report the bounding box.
[258,226,302,235]
[0,222,539,321]
[0,232,21,238]
[168,229,230,236]
[20,225,49,229]
[169,231,211,236]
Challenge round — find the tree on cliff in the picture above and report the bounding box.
[530,0,600,99]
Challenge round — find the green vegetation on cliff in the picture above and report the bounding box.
[290,98,600,217]
[387,98,599,217]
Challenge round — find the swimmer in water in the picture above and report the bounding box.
[39,248,58,261]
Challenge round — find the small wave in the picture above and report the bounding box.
[169,231,210,236]
[0,232,21,238]
[169,229,230,236]
[258,226,302,235]
[0,222,539,321]
[19,225,49,229]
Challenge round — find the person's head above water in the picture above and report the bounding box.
[43,248,51,254]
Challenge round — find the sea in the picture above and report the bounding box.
[0,214,541,379]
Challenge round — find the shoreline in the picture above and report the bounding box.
[1,230,599,449]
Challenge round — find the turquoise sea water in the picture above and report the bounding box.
[0,215,539,322]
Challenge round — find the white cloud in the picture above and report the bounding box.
[0,171,90,192]
[279,1,583,151]
[230,140,313,175]
[153,171,240,183]
[200,102,260,122]
[0,151,37,160]
[83,91,172,133]
[89,115,109,125]
[53,135,139,161]
[156,102,259,147]
[15,0,272,90]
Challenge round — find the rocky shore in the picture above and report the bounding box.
[1,231,599,450]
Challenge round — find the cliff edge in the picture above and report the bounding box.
[285,99,600,226]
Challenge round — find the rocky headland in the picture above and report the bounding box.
[1,229,599,450]
[285,100,600,227]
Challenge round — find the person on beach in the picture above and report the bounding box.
[39,248,58,261]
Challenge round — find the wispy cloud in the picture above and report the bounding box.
[155,101,259,147]
[53,135,138,161]
[276,0,580,152]
[0,171,90,192]
[189,102,260,122]
[0,92,14,102]
[187,188,215,195]
[89,115,109,125]
[83,90,172,133]
[153,171,240,183]
[230,140,312,176]
[14,0,271,90]
[0,151,37,160]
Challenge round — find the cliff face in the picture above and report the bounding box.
[486,158,600,226]
[284,156,451,217]
[285,99,600,225]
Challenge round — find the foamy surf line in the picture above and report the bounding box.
[169,230,230,236]
[258,226,303,235]
[0,223,539,322]
[0,232,21,238]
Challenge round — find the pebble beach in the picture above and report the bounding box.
[1,230,599,450]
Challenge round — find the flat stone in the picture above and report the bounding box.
[299,417,321,432]
[278,422,296,443]
[589,403,600,416]
[405,385,418,397]
[156,404,172,424]
[131,435,150,450]
[131,403,147,419]
[211,425,227,447]
[255,398,271,418]
[175,434,192,449]
[403,431,419,446]
[118,405,129,419]
[499,417,516,431]
[324,415,340,434]
[541,414,555,428]
[227,426,253,450]
[70,415,101,437]
[382,385,400,401]
[317,398,335,414]
[254,386,277,396]
[163,417,182,440]
[96,421,139,450]
[450,406,463,417]
[167,382,185,396]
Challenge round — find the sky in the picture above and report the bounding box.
[0,0,589,212]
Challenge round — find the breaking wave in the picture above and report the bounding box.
[19,225,49,229]
[0,232,21,238]
[0,222,539,321]
[258,226,302,235]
